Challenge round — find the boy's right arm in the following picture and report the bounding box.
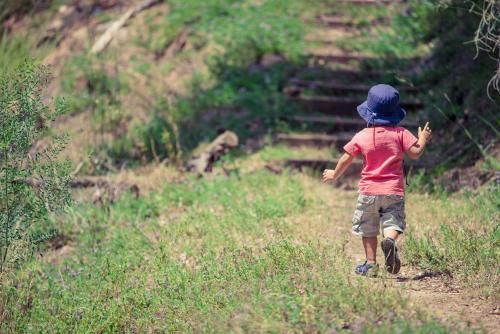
[322,152,354,183]
[407,122,432,160]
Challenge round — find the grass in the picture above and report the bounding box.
[404,185,500,296]
[0,33,32,76]
[331,1,434,58]
[60,54,128,118]
[0,169,465,333]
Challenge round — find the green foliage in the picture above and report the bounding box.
[0,171,454,332]
[0,63,72,273]
[103,98,182,165]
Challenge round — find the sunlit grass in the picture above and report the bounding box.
[0,170,462,333]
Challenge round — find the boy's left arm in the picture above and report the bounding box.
[322,153,355,183]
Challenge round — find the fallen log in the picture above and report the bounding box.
[156,28,190,60]
[13,177,106,188]
[187,131,239,176]
[90,0,162,54]
[12,177,140,204]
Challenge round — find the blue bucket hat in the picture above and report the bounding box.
[357,84,406,126]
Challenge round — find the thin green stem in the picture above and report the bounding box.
[1,150,8,273]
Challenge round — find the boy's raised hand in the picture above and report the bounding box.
[418,122,432,142]
[322,169,335,183]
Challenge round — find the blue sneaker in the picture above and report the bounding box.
[381,237,401,274]
[355,261,379,277]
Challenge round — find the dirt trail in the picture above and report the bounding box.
[345,230,499,333]
[310,187,499,333]
[281,1,499,332]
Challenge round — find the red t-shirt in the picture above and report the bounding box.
[343,126,418,196]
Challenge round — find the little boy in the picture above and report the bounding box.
[322,84,432,276]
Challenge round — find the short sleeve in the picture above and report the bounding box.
[402,128,418,152]
[343,135,361,157]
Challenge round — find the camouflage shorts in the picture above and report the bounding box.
[352,194,406,237]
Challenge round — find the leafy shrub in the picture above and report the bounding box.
[0,62,71,273]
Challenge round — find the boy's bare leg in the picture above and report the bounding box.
[384,229,400,240]
[362,237,378,263]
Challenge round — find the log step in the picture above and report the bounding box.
[312,14,387,28]
[275,132,354,148]
[308,54,418,65]
[336,0,404,4]
[296,68,407,82]
[291,95,423,115]
[288,78,420,94]
[285,158,363,175]
[287,114,419,129]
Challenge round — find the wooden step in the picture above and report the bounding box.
[312,14,387,28]
[285,158,363,174]
[275,132,353,148]
[314,18,356,29]
[308,54,418,66]
[287,115,419,129]
[296,68,407,82]
[291,96,424,115]
[288,78,420,94]
[336,0,404,5]
[289,115,366,126]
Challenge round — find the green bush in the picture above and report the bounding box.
[0,62,72,273]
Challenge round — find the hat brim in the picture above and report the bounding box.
[357,101,406,126]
